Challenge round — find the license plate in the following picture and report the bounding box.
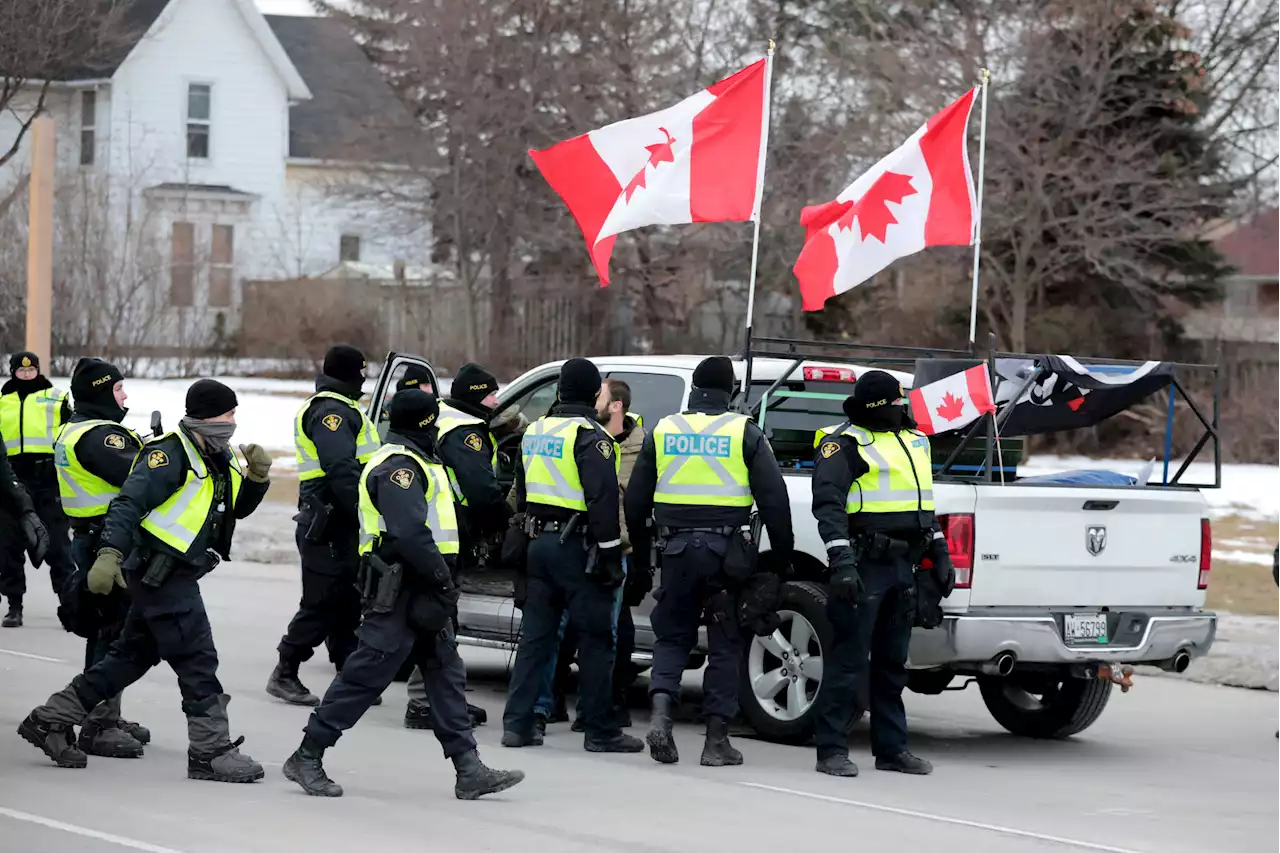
[1064,613,1109,644]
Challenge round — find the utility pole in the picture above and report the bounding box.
[26,113,54,368]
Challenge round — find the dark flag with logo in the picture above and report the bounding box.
[993,356,1176,437]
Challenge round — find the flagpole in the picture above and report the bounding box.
[966,67,990,348]
[742,40,775,401]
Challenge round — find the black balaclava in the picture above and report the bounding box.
[388,389,440,457]
[70,357,127,422]
[557,357,601,406]
[322,345,367,398]
[844,370,910,431]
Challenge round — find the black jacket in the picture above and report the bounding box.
[297,375,368,523]
[99,427,268,564]
[514,402,622,548]
[437,398,510,535]
[0,453,32,517]
[811,427,938,543]
[2,375,73,479]
[366,431,454,587]
[625,388,793,556]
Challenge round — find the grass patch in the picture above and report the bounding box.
[1207,560,1278,617]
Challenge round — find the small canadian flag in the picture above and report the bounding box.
[909,364,996,436]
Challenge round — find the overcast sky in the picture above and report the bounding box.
[254,0,317,15]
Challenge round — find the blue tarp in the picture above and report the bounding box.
[1014,469,1138,486]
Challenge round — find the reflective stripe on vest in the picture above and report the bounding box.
[522,416,617,511]
[652,412,752,506]
[1,389,66,456]
[53,419,141,517]
[294,391,380,481]
[436,402,497,506]
[357,444,461,556]
[139,431,244,554]
[820,422,934,513]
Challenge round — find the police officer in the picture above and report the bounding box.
[18,379,272,782]
[501,357,641,753]
[625,356,793,767]
[0,452,49,618]
[809,370,954,777]
[283,390,523,800]
[269,345,380,706]
[0,351,74,626]
[402,363,506,730]
[53,358,150,759]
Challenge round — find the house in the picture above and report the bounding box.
[1183,208,1279,356]
[0,0,427,355]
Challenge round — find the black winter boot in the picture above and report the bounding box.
[500,728,543,748]
[466,702,488,726]
[816,752,860,777]
[646,692,678,764]
[118,718,151,745]
[405,698,433,730]
[452,749,525,800]
[283,735,343,797]
[18,712,87,768]
[875,752,933,775]
[78,720,144,758]
[585,733,644,753]
[266,658,319,706]
[186,694,264,783]
[2,599,22,628]
[700,716,743,767]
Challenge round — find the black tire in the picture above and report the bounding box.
[978,674,1112,739]
[738,581,865,744]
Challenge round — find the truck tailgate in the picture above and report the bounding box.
[968,486,1207,608]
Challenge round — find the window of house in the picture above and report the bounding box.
[339,234,361,262]
[1260,283,1278,307]
[79,91,96,166]
[186,83,211,159]
[170,222,195,306]
[209,224,234,307]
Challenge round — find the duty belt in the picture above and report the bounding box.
[527,515,586,536]
[659,525,737,538]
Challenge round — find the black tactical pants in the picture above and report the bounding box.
[503,532,619,741]
[278,523,362,668]
[70,533,131,725]
[38,562,223,723]
[305,591,475,759]
[0,461,73,603]
[813,553,914,759]
[648,531,741,720]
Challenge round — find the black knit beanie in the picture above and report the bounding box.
[451,362,498,404]
[323,345,367,386]
[692,356,736,395]
[844,370,906,429]
[389,389,440,433]
[558,357,601,405]
[9,351,39,374]
[71,358,124,402]
[397,365,433,392]
[186,379,238,420]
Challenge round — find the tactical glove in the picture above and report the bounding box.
[597,545,625,588]
[239,443,272,483]
[928,536,956,597]
[828,544,864,603]
[88,547,127,595]
[21,510,49,567]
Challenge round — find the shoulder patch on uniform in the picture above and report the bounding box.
[146,449,169,469]
[597,440,613,460]
[464,432,484,452]
[321,413,343,432]
[820,441,842,459]
[390,467,415,490]
[104,433,126,450]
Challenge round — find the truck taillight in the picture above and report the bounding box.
[1198,518,1211,589]
[921,513,975,588]
[803,366,858,382]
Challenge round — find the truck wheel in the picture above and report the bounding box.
[738,581,865,744]
[978,674,1112,739]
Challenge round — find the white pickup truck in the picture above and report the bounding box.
[368,351,1218,743]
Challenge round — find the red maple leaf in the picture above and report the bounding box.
[623,127,677,202]
[935,391,966,422]
[833,171,918,242]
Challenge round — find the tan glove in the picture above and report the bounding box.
[239,443,272,483]
[87,547,126,595]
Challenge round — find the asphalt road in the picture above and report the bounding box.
[1,559,1275,853]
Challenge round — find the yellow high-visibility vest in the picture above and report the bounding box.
[357,444,460,556]
[817,422,934,514]
[1,388,67,456]
[294,391,380,481]
[652,412,752,507]
[436,402,497,506]
[139,430,244,555]
[522,415,618,512]
[54,419,141,518]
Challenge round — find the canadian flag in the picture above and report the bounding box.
[909,364,995,436]
[794,89,979,311]
[529,60,768,285]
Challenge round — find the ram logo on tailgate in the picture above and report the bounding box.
[1086,525,1107,556]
